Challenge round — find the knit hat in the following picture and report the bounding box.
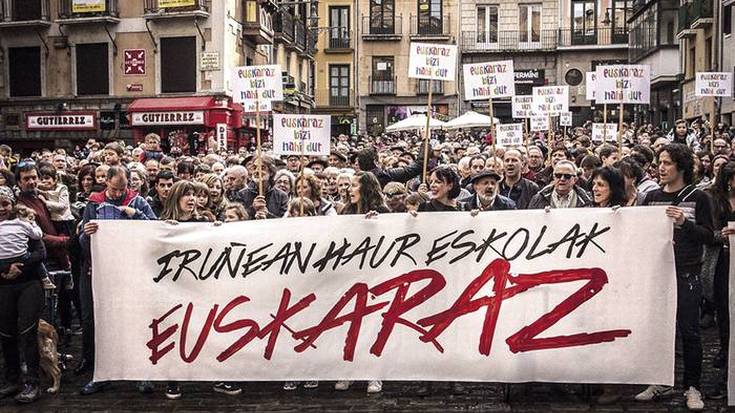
[0,186,15,204]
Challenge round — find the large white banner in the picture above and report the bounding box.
[463,60,515,100]
[272,114,331,156]
[92,209,676,384]
[696,72,733,97]
[728,222,735,405]
[595,65,651,104]
[408,43,457,81]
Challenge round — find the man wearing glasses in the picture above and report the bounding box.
[527,160,592,209]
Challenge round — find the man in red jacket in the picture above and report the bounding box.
[15,160,70,272]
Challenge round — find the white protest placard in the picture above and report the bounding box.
[592,123,618,142]
[560,112,572,127]
[696,72,733,97]
[496,123,524,147]
[532,86,569,115]
[91,208,675,385]
[512,96,533,119]
[586,72,597,100]
[595,65,651,104]
[408,43,458,81]
[272,114,330,156]
[530,114,549,132]
[463,60,515,100]
[232,65,284,104]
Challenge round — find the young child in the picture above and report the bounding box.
[139,133,164,163]
[192,181,216,222]
[287,197,316,218]
[223,203,249,222]
[95,164,110,187]
[38,164,75,236]
[0,202,54,289]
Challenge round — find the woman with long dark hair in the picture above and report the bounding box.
[340,171,388,215]
[416,166,466,212]
[590,166,627,207]
[704,161,735,398]
[334,171,386,394]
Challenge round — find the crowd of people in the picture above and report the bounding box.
[0,116,734,410]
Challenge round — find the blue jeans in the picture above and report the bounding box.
[676,270,703,389]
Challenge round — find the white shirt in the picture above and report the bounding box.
[0,218,43,259]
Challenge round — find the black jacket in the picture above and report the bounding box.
[235,182,289,218]
[462,194,517,211]
[527,185,593,209]
[499,177,539,210]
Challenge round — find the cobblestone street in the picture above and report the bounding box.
[2,327,734,412]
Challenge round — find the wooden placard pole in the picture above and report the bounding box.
[524,117,529,150]
[618,102,624,153]
[489,96,496,155]
[421,76,434,184]
[602,103,608,142]
[546,114,552,164]
[255,94,264,197]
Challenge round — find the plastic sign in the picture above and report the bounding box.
[232,65,284,105]
[273,114,331,156]
[595,65,651,104]
[695,72,733,97]
[532,86,569,115]
[463,60,515,100]
[496,123,524,147]
[408,43,458,81]
[512,96,533,119]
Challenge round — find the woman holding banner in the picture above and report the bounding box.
[158,181,242,399]
[334,171,386,394]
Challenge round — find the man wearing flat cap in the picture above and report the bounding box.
[462,170,516,211]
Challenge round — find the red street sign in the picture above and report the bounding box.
[124,49,145,76]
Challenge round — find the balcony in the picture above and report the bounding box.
[324,28,352,52]
[274,10,294,44]
[416,79,443,95]
[370,76,396,95]
[361,15,402,40]
[306,29,317,57]
[461,30,557,52]
[143,0,209,20]
[241,1,273,45]
[677,5,697,38]
[690,0,713,28]
[410,14,451,40]
[0,0,51,29]
[329,93,352,107]
[557,27,629,47]
[58,0,119,24]
[287,19,306,52]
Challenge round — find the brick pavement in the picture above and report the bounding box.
[1,327,733,412]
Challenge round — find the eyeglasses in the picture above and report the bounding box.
[554,173,575,180]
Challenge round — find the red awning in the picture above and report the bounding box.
[127,96,219,113]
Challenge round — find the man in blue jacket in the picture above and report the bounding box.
[76,166,156,394]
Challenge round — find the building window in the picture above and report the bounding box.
[160,36,196,93]
[371,56,395,94]
[519,4,541,43]
[611,0,630,32]
[417,0,442,35]
[329,65,350,106]
[724,5,732,36]
[687,43,695,78]
[329,6,350,48]
[366,105,386,135]
[571,0,596,43]
[76,43,109,96]
[9,47,41,97]
[370,0,395,34]
[476,5,498,44]
[13,0,43,20]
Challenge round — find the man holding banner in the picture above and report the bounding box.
[637,143,715,411]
